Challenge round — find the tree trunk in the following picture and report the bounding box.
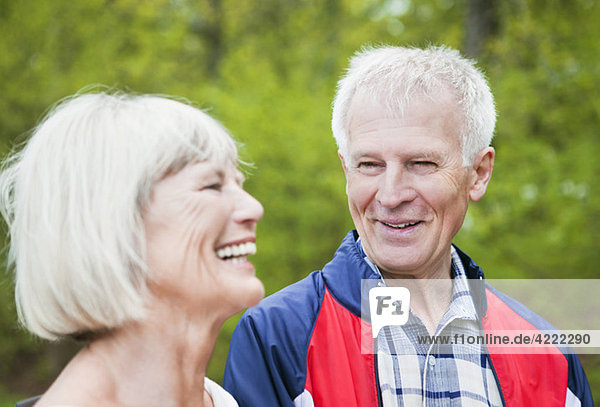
[464,0,499,58]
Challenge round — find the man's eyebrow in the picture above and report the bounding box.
[351,149,421,158]
[350,150,378,161]
[414,151,442,160]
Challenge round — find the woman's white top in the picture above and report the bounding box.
[205,377,239,407]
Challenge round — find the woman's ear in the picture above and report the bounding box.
[469,147,495,202]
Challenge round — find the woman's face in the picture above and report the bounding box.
[143,160,264,317]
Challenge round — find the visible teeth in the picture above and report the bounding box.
[384,221,419,229]
[216,242,257,259]
[227,256,248,264]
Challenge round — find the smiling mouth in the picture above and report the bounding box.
[382,221,421,229]
[216,242,257,264]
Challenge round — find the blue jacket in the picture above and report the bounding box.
[224,231,593,406]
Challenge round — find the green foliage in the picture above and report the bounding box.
[454,0,600,282]
[0,385,20,407]
[0,0,598,403]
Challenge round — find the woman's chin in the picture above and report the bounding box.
[234,277,265,310]
[246,278,265,307]
[207,272,264,318]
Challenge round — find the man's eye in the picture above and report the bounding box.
[356,161,384,174]
[358,162,382,168]
[414,161,436,167]
[410,161,438,173]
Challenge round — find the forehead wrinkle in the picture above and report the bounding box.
[350,140,446,161]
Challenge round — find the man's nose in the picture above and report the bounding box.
[375,166,418,208]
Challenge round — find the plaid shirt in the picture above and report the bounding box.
[359,241,502,407]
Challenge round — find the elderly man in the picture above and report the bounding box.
[223,46,592,406]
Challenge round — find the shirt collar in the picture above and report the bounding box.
[356,238,478,321]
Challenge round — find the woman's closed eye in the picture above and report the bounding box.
[202,182,223,191]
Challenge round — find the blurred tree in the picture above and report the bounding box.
[464,0,499,57]
[455,0,600,282]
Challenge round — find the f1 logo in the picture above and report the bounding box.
[369,287,410,338]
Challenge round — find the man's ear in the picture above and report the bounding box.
[469,147,495,202]
[338,151,349,174]
[338,151,349,194]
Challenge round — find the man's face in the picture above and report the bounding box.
[341,89,489,279]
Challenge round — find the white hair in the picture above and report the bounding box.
[332,45,496,165]
[0,91,238,340]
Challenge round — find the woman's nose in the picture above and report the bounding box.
[234,189,264,224]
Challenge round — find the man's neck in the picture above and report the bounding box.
[379,251,455,335]
[399,277,454,335]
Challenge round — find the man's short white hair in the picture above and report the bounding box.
[332,45,496,165]
[0,91,238,340]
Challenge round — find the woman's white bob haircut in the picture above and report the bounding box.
[332,45,496,165]
[0,91,239,340]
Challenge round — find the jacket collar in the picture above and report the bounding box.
[453,245,488,318]
[321,230,489,320]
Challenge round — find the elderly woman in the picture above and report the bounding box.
[0,91,264,406]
